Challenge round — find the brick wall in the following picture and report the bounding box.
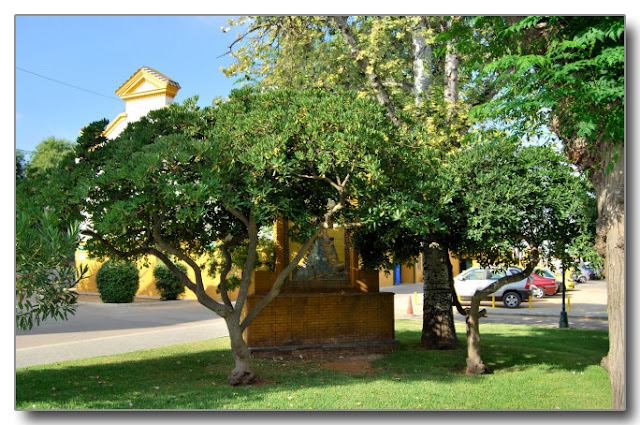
[244,292,396,358]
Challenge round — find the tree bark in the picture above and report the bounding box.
[591,140,625,409]
[443,39,459,118]
[465,297,490,374]
[464,257,537,375]
[421,239,459,349]
[226,316,257,386]
[411,18,432,106]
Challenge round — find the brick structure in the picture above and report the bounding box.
[244,220,398,358]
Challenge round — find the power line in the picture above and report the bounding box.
[17,67,121,102]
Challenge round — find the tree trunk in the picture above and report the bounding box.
[465,296,491,374]
[226,317,256,386]
[591,140,625,409]
[444,39,459,117]
[411,19,432,106]
[421,239,459,349]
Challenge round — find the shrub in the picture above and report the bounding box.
[96,261,140,303]
[154,262,187,301]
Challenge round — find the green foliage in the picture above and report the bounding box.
[153,262,187,301]
[70,87,409,313]
[442,139,595,267]
[223,16,487,153]
[26,136,75,176]
[15,209,87,330]
[16,149,27,181]
[17,145,82,234]
[211,87,409,239]
[471,16,624,156]
[95,261,140,303]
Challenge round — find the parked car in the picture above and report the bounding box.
[584,262,604,279]
[534,268,575,292]
[454,266,533,309]
[529,272,558,297]
[572,263,596,283]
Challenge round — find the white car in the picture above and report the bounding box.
[454,266,533,309]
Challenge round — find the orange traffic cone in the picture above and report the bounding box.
[407,295,414,315]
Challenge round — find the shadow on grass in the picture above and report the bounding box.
[16,322,609,409]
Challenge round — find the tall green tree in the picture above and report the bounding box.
[16,136,87,330]
[26,136,74,176]
[71,88,413,385]
[442,140,595,374]
[222,15,502,350]
[16,150,27,181]
[470,15,624,408]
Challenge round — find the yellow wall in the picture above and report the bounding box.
[379,270,394,287]
[378,253,462,287]
[75,249,240,301]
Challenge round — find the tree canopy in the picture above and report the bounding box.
[26,136,75,176]
[70,87,417,385]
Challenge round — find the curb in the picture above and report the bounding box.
[76,299,196,308]
[73,291,200,307]
[396,310,608,321]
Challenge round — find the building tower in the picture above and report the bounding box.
[103,67,180,139]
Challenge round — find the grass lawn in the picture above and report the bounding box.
[15,320,611,410]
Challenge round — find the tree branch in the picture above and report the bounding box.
[81,230,151,260]
[240,230,319,330]
[473,247,540,303]
[150,212,223,313]
[223,202,250,228]
[231,214,259,316]
[332,16,404,128]
[217,238,240,309]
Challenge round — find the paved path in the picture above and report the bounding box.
[16,281,608,368]
[15,301,228,368]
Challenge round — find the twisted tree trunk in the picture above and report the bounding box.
[464,257,538,375]
[226,317,256,386]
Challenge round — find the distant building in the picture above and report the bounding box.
[103,66,180,139]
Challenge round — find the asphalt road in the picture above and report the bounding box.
[15,301,228,368]
[387,280,609,331]
[15,280,609,368]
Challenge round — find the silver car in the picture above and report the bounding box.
[454,266,533,309]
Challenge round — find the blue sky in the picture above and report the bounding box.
[16,15,246,154]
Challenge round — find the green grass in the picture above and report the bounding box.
[16,320,611,410]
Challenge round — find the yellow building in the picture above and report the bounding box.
[76,67,235,301]
[378,255,466,287]
[75,246,240,301]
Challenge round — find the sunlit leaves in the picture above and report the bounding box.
[16,209,88,330]
[441,140,595,267]
[473,16,624,154]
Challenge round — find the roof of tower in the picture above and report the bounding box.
[114,66,180,101]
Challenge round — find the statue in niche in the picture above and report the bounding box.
[292,231,346,282]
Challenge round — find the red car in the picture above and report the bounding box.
[530,273,559,298]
